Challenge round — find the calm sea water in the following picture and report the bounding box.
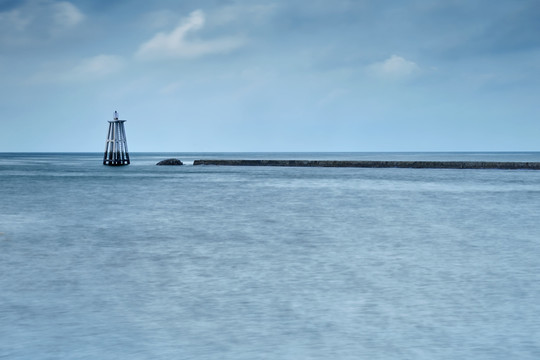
[1,152,540,359]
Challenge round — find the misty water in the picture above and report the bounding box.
[1,153,540,359]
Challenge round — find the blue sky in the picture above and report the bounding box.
[1,0,539,152]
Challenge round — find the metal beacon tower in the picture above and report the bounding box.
[103,111,130,166]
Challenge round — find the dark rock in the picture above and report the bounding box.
[156,158,183,166]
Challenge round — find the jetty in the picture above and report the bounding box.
[192,159,540,170]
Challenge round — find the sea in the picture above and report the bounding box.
[1,152,540,360]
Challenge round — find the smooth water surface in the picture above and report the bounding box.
[1,153,540,359]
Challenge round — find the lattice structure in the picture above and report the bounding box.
[103,111,130,166]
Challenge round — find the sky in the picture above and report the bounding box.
[1,0,539,152]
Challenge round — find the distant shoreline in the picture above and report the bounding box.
[193,159,540,170]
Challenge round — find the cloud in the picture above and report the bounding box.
[319,88,349,106]
[0,8,32,44]
[142,9,179,29]
[31,54,124,84]
[367,55,420,79]
[0,7,30,31]
[52,1,84,28]
[136,10,246,60]
[160,81,183,94]
[68,54,124,79]
[0,1,84,44]
[212,3,277,26]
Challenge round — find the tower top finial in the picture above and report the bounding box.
[114,111,119,120]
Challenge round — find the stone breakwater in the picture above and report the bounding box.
[193,159,540,170]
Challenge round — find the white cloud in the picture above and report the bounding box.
[52,2,84,28]
[211,3,277,26]
[368,55,420,79]
[31,55,124,84]
[160,81,183,94]
[319,88,349,106]
[136,10,246,60]
[0,8,31,32]
[143,9,179,29]
[0,1,84,44]
[68,55,124,79]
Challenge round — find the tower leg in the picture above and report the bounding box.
[103,123,113,165]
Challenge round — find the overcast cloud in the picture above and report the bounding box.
[1,0,539,151]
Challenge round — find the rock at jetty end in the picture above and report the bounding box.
[156,158,183,166]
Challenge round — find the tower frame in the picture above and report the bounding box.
[103,111,130,166]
